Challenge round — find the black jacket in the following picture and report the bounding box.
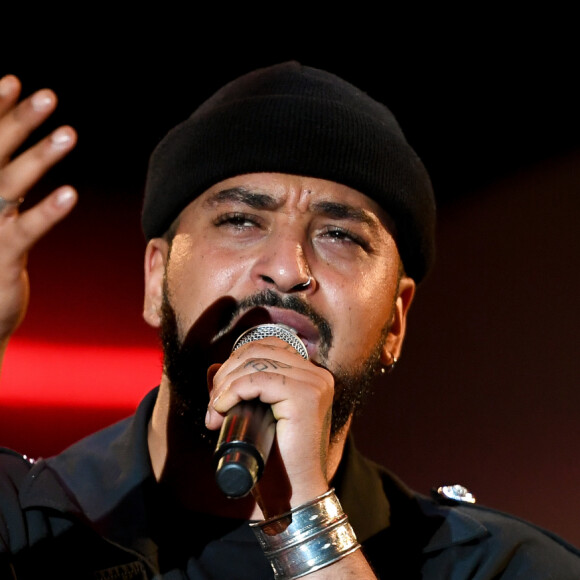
[1,387,579,578]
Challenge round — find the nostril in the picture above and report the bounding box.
[292,277,313,291]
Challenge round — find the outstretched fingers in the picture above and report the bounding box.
[0,74,78,343]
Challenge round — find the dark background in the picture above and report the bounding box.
[1,15,579,546]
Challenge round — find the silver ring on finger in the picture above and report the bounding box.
[0,195,24,217]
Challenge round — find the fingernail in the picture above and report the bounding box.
[0,75,17,98]
[51,127,73,148]
[55,186,75,207]
[31,89,54,112]
[205,409,210,426]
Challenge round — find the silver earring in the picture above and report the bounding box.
[383,354,398,374]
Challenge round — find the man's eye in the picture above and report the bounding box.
[321,227,366,247]
[214,213,259,229]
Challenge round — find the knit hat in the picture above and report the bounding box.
[142,61,436,282]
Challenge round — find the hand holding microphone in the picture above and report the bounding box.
[213,324,309,498]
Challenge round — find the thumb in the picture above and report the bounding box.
[206,363,222,394]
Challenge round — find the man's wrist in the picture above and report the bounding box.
[251,488,360,579]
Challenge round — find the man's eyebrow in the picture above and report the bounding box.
[203,187,279,210]
[203,188,384,230]
[310,200,379,229]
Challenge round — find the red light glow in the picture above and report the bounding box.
[1,339,162,409]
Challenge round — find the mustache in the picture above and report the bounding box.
[224,289,333,353]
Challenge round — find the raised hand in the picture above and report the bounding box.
[0,74,77,353]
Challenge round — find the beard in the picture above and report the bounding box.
[159,284,391,445]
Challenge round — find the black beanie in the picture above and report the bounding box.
[142,61,436,282]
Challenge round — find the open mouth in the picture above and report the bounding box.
[215,306,320,359]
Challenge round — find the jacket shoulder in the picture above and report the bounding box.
[0,448,37,552]
[417,485,580,578]
[0,447,36,491]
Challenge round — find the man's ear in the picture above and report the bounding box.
[143,238,169,329]
[381,275,416,366]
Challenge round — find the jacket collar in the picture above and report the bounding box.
[332,433,391,542]
[334,435,488,552]
[20,387,160,563]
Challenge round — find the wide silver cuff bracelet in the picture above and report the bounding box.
[250,488,360,579]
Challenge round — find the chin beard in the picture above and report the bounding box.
[159,288,390,444]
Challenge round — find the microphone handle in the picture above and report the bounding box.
[214,400,275,498]
[214,324,308,498]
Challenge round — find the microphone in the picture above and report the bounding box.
[214,323,309,498]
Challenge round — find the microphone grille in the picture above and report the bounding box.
[232,323,308,360]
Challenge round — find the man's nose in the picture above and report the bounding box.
[250,236,316,293]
